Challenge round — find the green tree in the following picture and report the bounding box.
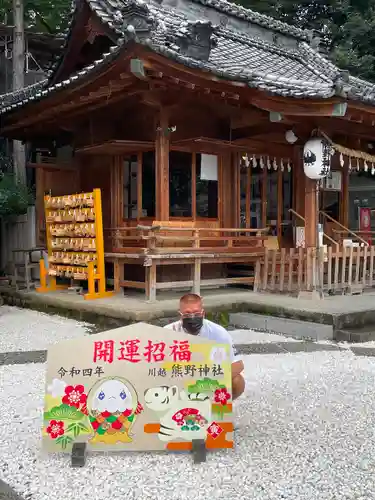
[1,0,71,33]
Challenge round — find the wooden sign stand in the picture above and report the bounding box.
[70,439,206,467]
[37,188,113,300]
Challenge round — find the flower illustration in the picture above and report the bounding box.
[207,421,223,439]
[47,378,67,398]
[214,388,231,405]
[62,385,87,408]
[46,420,65,439]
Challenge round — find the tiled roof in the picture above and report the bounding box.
[0,45,122,114]
[2,0,375,116]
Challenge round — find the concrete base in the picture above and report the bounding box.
[2,285,375,340]
[350,346,375,357]
[230,313,334,341]
[297,290,324,300]
[0,479,25,500]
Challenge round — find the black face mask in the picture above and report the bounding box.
[182,316,203,335]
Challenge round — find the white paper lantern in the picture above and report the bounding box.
[303,137,334,180]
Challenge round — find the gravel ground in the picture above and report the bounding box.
[0,306,300,354]
[0,307,90,353]
[230,329,301,344]
[1,351,375,500]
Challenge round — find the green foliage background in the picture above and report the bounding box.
[0,173,33,216]
[1,0,71,33]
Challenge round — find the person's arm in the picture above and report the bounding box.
[232,359,244,377]
[222,328,244,375]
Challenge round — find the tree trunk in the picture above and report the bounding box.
[12,0,26,186]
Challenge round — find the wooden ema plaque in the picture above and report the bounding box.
[37,188,113,300]
[42,323,233,464]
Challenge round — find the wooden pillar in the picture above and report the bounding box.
[305,177,318,248]
[341,163,349,228]
[293,146,305,218]
[220,152,232,227]
[277,167,282,239]
[110,156,122,228]
[155,109,170,220]
[261,166,267,227]
[233,153,240,227]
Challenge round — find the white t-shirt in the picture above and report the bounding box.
[164,319,240,363]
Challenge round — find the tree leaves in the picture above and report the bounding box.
[1,0,72,33]
[0,173,33,216]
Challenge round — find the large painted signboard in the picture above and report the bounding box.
[43,323,233,454]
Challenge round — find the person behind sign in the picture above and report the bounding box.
[164,293,245,400]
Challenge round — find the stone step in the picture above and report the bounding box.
[335,326,375,343]
[350,346,375,357]
[229,312,333,341]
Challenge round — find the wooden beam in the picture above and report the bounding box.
[230,109,267,129]
[26,162,77,171]
[291,116,375,142]
[233,123,285,141]
[233,138,294,158]
[1,79,128,132]
[1,80,139,134]
[1,52,137,133]
[233,122,313,143]
[139,89,182,110]
[64,88,144,122]
[141,52,251,98]
[76,140,154,155]
[251,95,345,117]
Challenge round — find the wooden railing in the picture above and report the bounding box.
[288,209,338,247]
[319,211,369,246]
[331,229,374,245]
[106,225,270,254]
[256,245,375,295]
